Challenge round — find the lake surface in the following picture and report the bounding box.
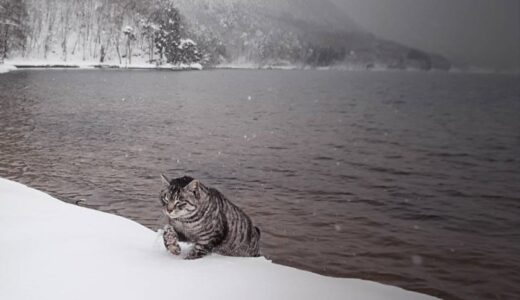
[1,69,519,300]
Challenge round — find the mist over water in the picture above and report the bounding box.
[1,69,519,300]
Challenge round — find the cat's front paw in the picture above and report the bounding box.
[185,252,203,260]
[163,224,174,233]
[185,245,207,260]
[163,225,181,255]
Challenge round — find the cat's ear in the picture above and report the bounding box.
[186,179,200,192]
[161,174,171,186]
[187,180,201,199]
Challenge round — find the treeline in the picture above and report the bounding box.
[0,0,210,65]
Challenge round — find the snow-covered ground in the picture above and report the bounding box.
[0,178,439,300]
[0,64,17,74]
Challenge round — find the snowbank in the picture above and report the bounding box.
[0,178,438,300]
[0,64,17,74]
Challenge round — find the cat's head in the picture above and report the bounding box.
[160,174,209,219]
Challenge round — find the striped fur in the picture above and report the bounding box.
[160,175,261,259]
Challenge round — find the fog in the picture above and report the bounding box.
[332,0,520,71]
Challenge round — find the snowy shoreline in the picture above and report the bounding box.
[2,59,203,72]
[2,58,515,74]
[2,63,515,75]
[0,177,439,300]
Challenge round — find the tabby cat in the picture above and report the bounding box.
[160,175,261,259]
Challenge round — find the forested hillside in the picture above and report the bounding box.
[0,0,451,70]
[1,0,203,65]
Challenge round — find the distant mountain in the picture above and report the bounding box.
[175,0,451,70]
[176,0,361,33]
[6,0,450,70]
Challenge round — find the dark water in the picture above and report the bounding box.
[1,69,519,300]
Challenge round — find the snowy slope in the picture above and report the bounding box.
[174,0,450,69]
[0,177,439,300]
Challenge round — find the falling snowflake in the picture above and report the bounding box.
[411,255,423,266]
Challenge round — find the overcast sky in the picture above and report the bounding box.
[331,0,520,71]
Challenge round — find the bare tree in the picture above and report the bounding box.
[0,0,28,63]
[123,25,135,66]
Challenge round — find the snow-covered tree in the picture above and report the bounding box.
[178,38,201,64]
[150,1,183,64]
[149,1,201,65]
[123,25,136,65]
[140,18,159,63]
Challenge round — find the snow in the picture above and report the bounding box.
[123,26,134,34]
[6,58,102,68]
[180,38,197,48]
[216,62,301,70]
[0,64,17,74]
[186,62,203,70]
[4,58,203,71]
[0,177,439,300]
